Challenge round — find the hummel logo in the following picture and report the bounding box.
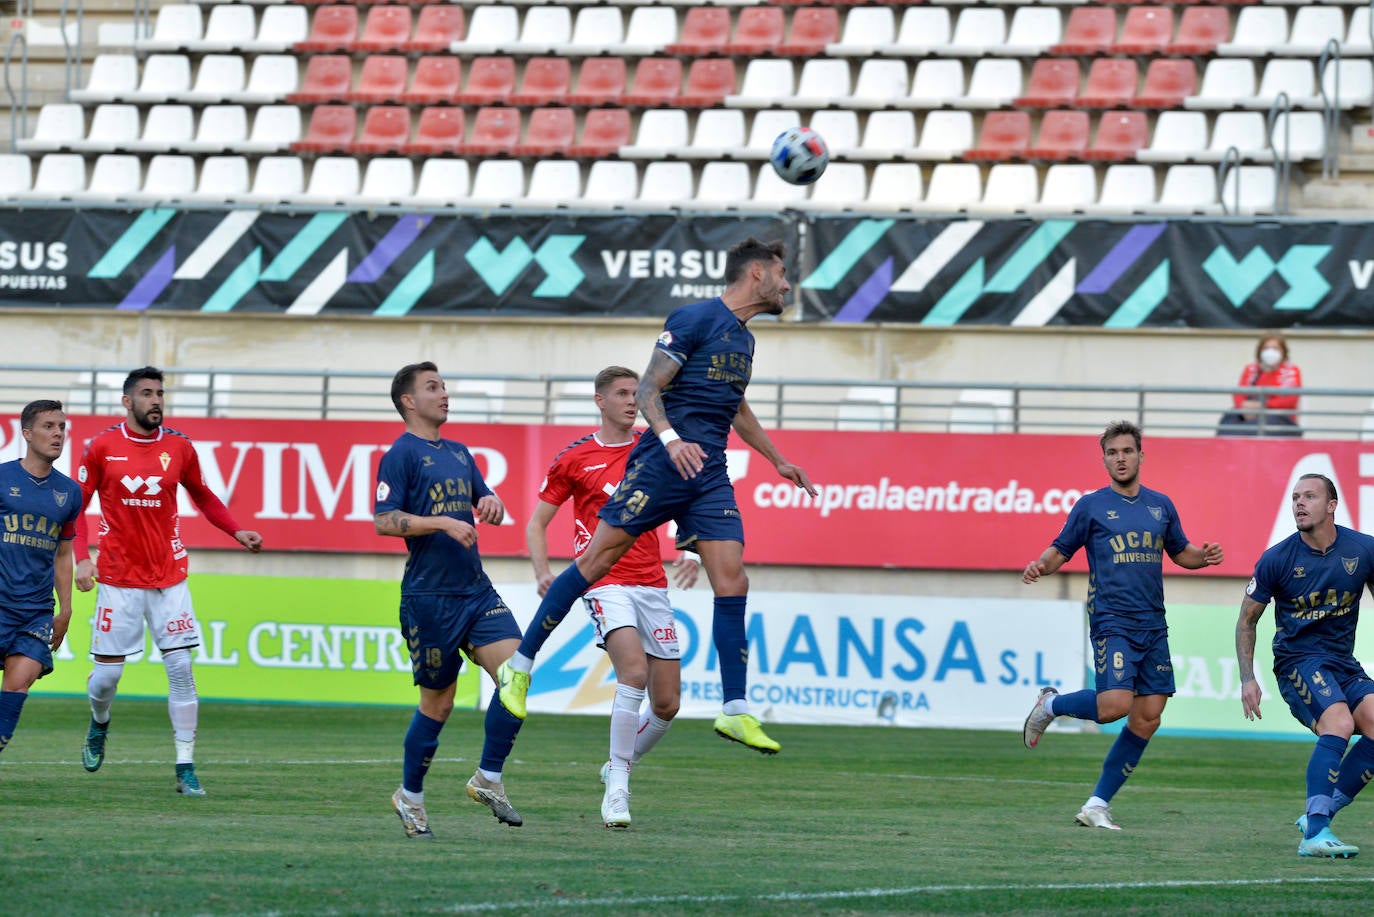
[583,462,608,472]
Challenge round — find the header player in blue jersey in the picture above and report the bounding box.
[1020,420,1223,830]
[497,237,817,756]
[1236,473,1374,859]
[0,400,82,756]
[374,362,526,839]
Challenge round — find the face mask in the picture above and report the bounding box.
[1260,347,1283,367]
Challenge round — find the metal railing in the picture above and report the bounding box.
[4,30,27,154]
[1266,91,1292,215]
[3,365,1372,440]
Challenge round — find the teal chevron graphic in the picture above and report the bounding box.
[87,209,176,279]
[922,221,1074,325]
[374,251,434,317]
[799,219,896,290]
[262,212,349,282]
[1202,244,1331,310]
[202,248,262,313]
[1104,260,1170,328]
[923,258,985,326]
[466,235,586,297]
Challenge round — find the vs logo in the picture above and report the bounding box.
[121,475,163,495]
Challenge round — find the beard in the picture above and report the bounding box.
[132,406,161,430]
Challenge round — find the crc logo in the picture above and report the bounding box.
[166,612,196,635]
[465,235,585,297]
[121,474,163,495]
[1202,244,1331,311]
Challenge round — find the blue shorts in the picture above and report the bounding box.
[1091,630,1175,696]
[598,448,744,549]
[399,585,520,690]
[0,608,55,679]
[1274,656,1374,731]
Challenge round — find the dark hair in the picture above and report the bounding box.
[1298,473,1338,502]
[594,366,638,394]
[1100,420,1142,452]
[1255,333,1289,363]
[391,361,439,419]
[21,399,64,429]
[723,237,786,285]
[122,365,164,395]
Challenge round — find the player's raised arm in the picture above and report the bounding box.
[1235,595,1268,721]
[637,349,705,480]
[731,398,816,496]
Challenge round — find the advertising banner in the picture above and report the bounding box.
[5,414,1371,573]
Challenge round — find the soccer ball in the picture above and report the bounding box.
[769,127,829,186]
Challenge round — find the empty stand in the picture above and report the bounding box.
[240,55,299,104]
[508,7,571,56]
[969,164,1038,214]
[1170,7,1230,55]
[946,9,1008,56]
[454,57,516,106]
[582,161,638,208]
[621,109,688,159]
[184,54,246,104]
[806,162,866,211]
[126,104,194,153]
[352,106,411,155]
[667,7,731,56]
[186,156,248,204]
[965,111,1031,162]
[412,159,471,207]
[406,6,464,54]
[564,7,625,57]
[964,60,1023,109]
[1000,7,1062,57]
[680,59,736,108]
[1114,6,1173,55]
[694,161,752,209]
[350,56,408,104]
[1028,164,1097,214]
[181,104,247,154]
[241,105,302,154]
[1052,7,1116,55]
[1137,111,1210,163]
[1025,110,1090,160]
[512,107,575,157]
[288,55,351,104]
[402,57,462,105]
[913,110,974,160]
[1015,59,1080,108]
[449,5,517,56]
[292,105,357,154]
[568,108,631,158]
[405,107,465,156]
[730,59,795,109]
[243,155,305,205]
[510,57,571,106]
[357,158,415,206]
[129,153,196,203]
[623,58,682,107]
[524,160,582,208]
[294,156,360,206]
[866,163,923,212]
[851,59,909,109]
[568,58,626,106]
[468,159,525,205]
[923,163,982,212]
[1078,59,1138,109]
[780,7,840,56]
[1090,164,1157,214]
[621,7,677,56]
[1136,59,1198,108]
[852,110,916,161]
[829,7,895,56]
[295,5,358,54]
[459,107,521,156]
[890,7,951,56]
[17,104,84,153]
[1083,112,1148,162]
[686,109,747,160]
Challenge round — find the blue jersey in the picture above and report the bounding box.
[374,432,494,597]
[1246,525,1374,668]
[654,297,755,452]
[0,460,82,612]
[1051,485,1191,635]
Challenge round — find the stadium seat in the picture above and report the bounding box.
[1136,59,1197,108]
[1184,60,1256,110]
[1170,6,1230,55]
[1077,59,1138,109]
[449,5,517,55]
[181,104,247,154]
[890,7,951,56]
[968,164,1038,214]
[1027,164,1096,214]
[126,104,193,153]
[811,110,859,158]
[623,58,682,107]
[680,59,736,108]
[851,60,909,109]
[403,57,461,105]
[139,4,202,52]
[1083,111,1148,162]
[181,155,245,203]
[18,103,85,153]
[964,111,1030,162]
[127,153,196,203]
[790,59,851,109]
[404,106,465,156]
[239,55,298,104]
[693,161,752,209]
[184,54,246,104]
[582,161,637,208]
[196,4,256,53]
[945,8,1008,56]
[1113,6,1173,55]
[80,104,141,153]
[240,105,302,154]
[350,56,408,104]
[468,159,525,206]
[1000,7,1062,56]
[805,162,866,211]
[512,107,575,157]
[1051,7,1116,55]
[743,109,801,159]
[1025,110,1090,160]
[1248,60,1316,108]
[667,6,731,55]
[568,58,626,106]
[923,163,982,212]
[356,158,415,206]
[621,109,689,159]
[295,5,358,53]
[508,6,571,56]
[829,7,896,57]
[70,55,138,103]
[241,6,308,54]
[1220,165,1277,215]
[1265,111,1326,161]
[454,57,516,106]
[685,109,747,160]
[412,159,471,207]
[1202,111,1268,161]
[1319,59,1374,108]
[634,161,693,209]
[510,57,571,106]
[127,54,191,104]
[1136,110,1210,162]
[406,6,464,53]
[913,110,974,160]
[292,156,360,206]
[749,165,809,211]
[906,59,964,108]
[16,153,85,201]
[1344,7,1371,55]
[81,153,142,202]
[1155,164,1219,214]
[865,162,923,212]
[523,160,582,208]
[291,105,356,154]
[242,155,305,205]
[854,110,916,160]
[964,60,1023,110]
[729,59,795,109]
[565,7,624,56]
[287,55,352,104]
[622,7,677,56]
[730,6,785,55]
[351,106,410,155]
[779,7,840,56]
[356,6,411,53]
[568,108,631,158]
[458,106,521,156]
[1015,59,1080,108]
[1219,8,1289,57]
[1090,164,1157,214]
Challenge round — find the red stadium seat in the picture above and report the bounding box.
[286,55,352,104]
[666,7,731,55]
[1135,59,1196,108]
[963,110,1031,162]
[512,107,575,157]
[567,58,626,107]
[622,58,681,107]
[1051,7,1116,55]
[291,104,356,153]
[1169,6,1230,55]
[726,7,784,55]
[404,106,465,156]
[349,55,407,104]
[1076,58,1138,109]
[457,106,521,156]
[453,56,515,106]
[402,56,461,105]
[1083,111,1148,162]
[568,108,631,158]
[779,7,840,55]
[509,57,571,106]
[1015,59,1080,108]
[355,6,412,53]
[1025,110,1090,160]
[294,5,358,53]
[679,58,736,108]
[351,105,410,154]
[405,5,464,53]
[1113,6,1174,54]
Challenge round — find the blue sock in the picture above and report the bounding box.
[0,691,27,754]
[1053,689,1102,722]
[713,595,749,704]
[1333,736,1374,812]
[1305,734,1348,838]
[517,564,591,659]
[1090,726,1149,803]
[402,710,444,794]
[479,690,524,775]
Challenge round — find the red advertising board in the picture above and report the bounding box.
[8,414,1370,574]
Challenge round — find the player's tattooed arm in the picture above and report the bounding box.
[634,349,681,437]
[1236,596,1268,720]
[374,510,413,537]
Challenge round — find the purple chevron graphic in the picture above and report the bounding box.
[1076,223,1167,295]
[832,257,894,322]
[116,245,176,311]
[348,215,434,284]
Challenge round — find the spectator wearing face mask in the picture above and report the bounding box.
[1219,334,1302,436]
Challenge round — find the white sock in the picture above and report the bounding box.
[478,767,502,784]
[402,787,424,804]
[87,661,123,724]
[1043,695,1056,717]
[1086,795,1109,810]
[610,685,646,769]
[632,712,672,763]
[164,648,198,764]
[506,652,533,674]
[722,699,749,717]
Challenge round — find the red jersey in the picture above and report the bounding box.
[538,431,668,589]
[1232,361,1302,422]
[76,423,243,589]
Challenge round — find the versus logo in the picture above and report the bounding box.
[1201,244,1332,311]
[465,235,585,297]
[121,475,163,495]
